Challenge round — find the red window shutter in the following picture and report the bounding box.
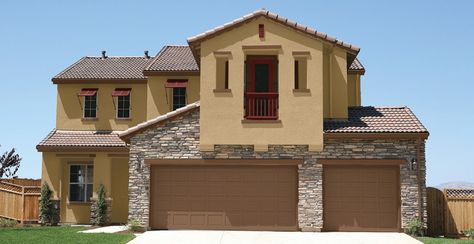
[165,79,188,88]
[258,24,264,38]
[78,88,98,96]
[112,88,131,96]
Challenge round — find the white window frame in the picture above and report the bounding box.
[68,164,93,203]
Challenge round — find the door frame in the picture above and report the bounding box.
[246,55,277,93]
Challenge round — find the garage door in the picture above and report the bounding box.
[150,165,297,230]
[323,165,400,231]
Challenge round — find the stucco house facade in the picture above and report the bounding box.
[37,9,428,232]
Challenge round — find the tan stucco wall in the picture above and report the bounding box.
[41,152,129,224]
[56,83,148,131]
[146,76,200,120]
[348,73,361,107]
[199,17,349,151]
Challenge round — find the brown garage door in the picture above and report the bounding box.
[323,165,400,231]
[150,165,297,230]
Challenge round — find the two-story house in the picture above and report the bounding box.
[38,9,428,232]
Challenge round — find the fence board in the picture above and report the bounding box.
[0,178,41,223]
[427,187,474,236]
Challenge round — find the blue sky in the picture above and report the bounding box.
[0,1,473,186]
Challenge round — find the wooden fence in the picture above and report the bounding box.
[427,187,474,236]
[0,178,41,223]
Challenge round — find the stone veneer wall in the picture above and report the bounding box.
[128,110,427,231]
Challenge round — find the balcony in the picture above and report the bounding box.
[244,92,279,120]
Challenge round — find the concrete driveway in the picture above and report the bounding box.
[128,230,421,244]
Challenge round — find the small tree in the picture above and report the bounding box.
[94,184,108,226]
[0,147,21,178]
[39,183,59,226]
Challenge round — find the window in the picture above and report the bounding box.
[69,165,93,202]
[84,94,97,118]
[292,52,309,91]
[117,95,130,118]
[225,60,229,89]
[172,88,186,110]
[294,60,299,89]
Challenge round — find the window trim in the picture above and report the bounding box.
[68,164,93,203]
[115,93,131,119]
[83,93,98,119]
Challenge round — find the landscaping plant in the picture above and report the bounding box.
[39,182,59,226]
[0,146,21,178]
[94,184,108,226]
[405,218,425,237]
[0,218,17,227]
[464,228,474,240]
[128,219,142,232]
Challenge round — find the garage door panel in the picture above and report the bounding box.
[151,165,297,230]
[324,165,400,232]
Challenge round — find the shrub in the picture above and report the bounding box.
[128,219,142,232]
[464,228,474,239]
[94,184,108,226]
[405,219,424,237]
[39,182,59,226]
[0,218,17,227]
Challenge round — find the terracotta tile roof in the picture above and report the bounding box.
[52,56,153,81]
[324,107,428,133]
[144,45,363,73]
[144,45,199,73]
[36,129,127,151]
[349,58,365,74]
[119,101,200,141]
[188,9,360,53]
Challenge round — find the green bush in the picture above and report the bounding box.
[128,219,142,232]
[405,219,425,237]
[0,218,17,227]
[94,184,108,226]
[39,182,59,226]
[464,228,474,239]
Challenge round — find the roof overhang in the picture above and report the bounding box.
[52,78,147,84]
[324,132,429,140]
[36,145,129,152]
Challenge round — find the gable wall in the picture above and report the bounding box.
[199,17,352,151]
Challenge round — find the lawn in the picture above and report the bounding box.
[418,237,474,244]
[0,226,135,244]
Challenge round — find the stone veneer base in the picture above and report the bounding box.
[127,110,427,230]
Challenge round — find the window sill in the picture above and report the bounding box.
[82,118,98,121]
[241,119,281,124]
[115,118,132,121]
[293,88,310,93]
[213,89,232,93]
[67,201,92,206]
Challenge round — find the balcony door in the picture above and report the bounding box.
[245,56,278,120]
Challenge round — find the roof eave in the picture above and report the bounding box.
[36,145,129,152]
[142,70,200,76]
[324,132,429,140]
[52,78,148,84]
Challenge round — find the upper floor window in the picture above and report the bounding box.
[112,88,131,119]
[292,51,310,91]
[173,88,186,110]
[69,164,93,202]
[78,88,98,119]
[214,53,231,91]
[165,79,188,111]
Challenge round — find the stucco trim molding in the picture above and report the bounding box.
[145,159,303,166]
[317,159,406,165]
